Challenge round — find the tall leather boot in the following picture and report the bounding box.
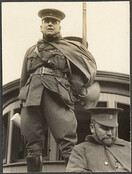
[26,154,43,172]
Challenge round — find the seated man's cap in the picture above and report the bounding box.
[38,8,66,21]
[87,107,123,127]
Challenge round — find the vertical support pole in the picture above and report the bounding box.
[82,2,87,47]
[7,110,13,164]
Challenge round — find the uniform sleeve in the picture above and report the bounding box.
[19,46,35,89]
[19,53,28,89]
[66,145,90,172]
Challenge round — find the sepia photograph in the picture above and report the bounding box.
[1,1,131,173]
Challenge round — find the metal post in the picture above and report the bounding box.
[82,2,87,47]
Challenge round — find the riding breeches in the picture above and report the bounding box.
[21,89,77,159]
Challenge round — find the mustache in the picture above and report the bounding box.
[47,27,54,30]
[102,135,115,140]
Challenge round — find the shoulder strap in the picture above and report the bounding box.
[66,58,72,79]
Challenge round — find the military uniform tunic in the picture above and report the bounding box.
[19,40,75,108]
[66,135,131,172]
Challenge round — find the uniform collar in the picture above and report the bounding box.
[33,33,62,58]
[43,32,62,42]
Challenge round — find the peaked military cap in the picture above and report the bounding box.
[87,107,123,127]
[38,8,66,21]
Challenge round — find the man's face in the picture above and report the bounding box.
[40,18,61,36]
[91,121,117,146]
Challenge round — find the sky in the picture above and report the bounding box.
[2,1,130,85]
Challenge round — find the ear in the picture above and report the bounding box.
[40,25,42,32]
[90,123,94,133]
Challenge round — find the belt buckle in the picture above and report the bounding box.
[42,67,45,74]
[44,67,49,74]
[41,67,52,75]
[39,67,45,76]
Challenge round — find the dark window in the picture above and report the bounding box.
[3,112,9,164]
[77,118,91,144]
[10,108,26,162]
[76,102,107,144]
[117,103,130,141]
[10,124,26,162]
[96,102,107,107]
[56,147,64,161]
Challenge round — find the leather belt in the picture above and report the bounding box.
[33,66,67,78]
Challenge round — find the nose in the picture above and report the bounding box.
[106,129,112,136]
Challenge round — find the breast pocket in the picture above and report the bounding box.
[51,51,66,69]
[27,52,43,72]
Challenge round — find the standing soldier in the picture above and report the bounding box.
[18,8,100,172]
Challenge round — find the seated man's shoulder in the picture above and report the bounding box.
[74,140,93,151]
[115,137,131,147]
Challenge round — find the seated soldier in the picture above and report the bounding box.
[66,107,131,172]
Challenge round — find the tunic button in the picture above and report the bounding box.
[104,162,108,166]
[80,101,85,106]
